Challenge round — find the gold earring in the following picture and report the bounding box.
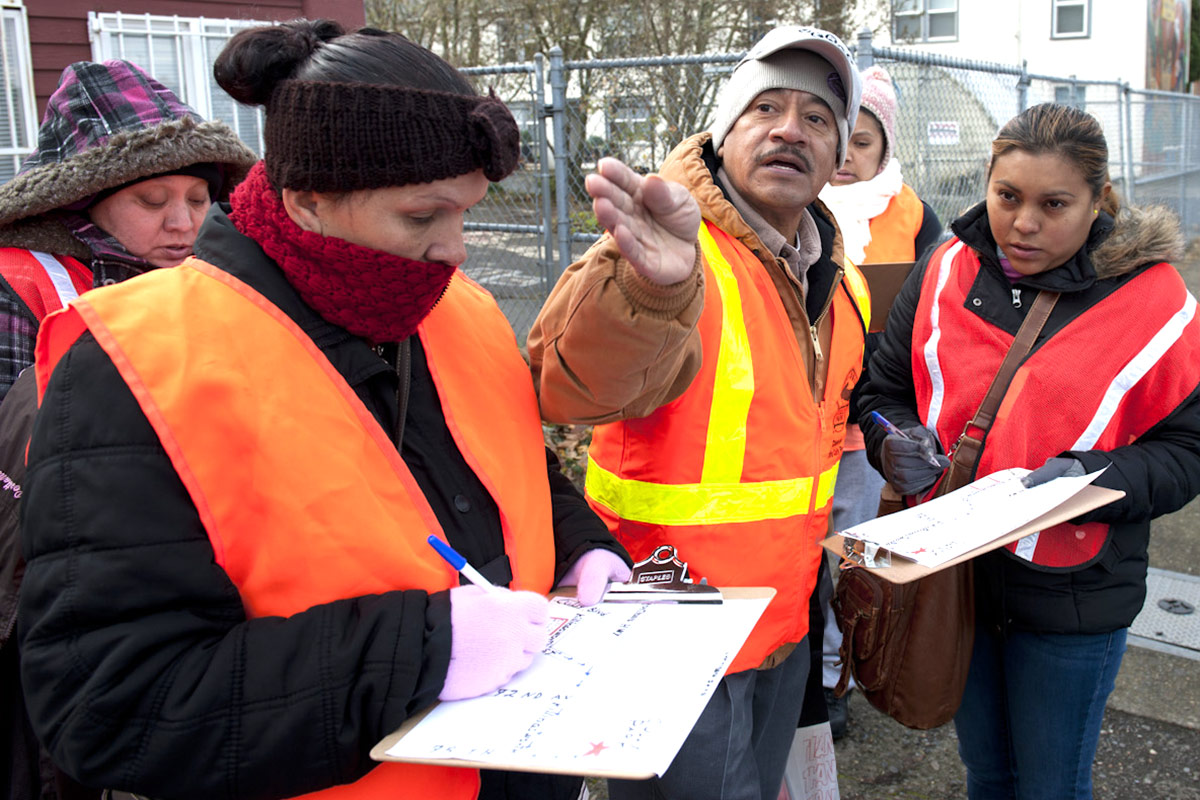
[1093,209,1099,215]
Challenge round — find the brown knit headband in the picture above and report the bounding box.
[264,81,521,192]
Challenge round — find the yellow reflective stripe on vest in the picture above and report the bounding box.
[696,222,753,483]
[815,459,840,510]
[586,455,840,525]
[841,258,871,333]
[584,222,841,527]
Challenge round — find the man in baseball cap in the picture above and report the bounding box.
[530,25,867,800]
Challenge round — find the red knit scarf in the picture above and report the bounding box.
[229,162,456,343]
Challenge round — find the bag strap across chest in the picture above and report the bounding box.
[937,289,1060,494]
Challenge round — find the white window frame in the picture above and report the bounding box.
[0,1,36,181]
[893,0,958,43]
[1054,83,1087,108]
[88,11,270,153]
[1052,0,1090,39]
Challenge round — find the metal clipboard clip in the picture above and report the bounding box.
[840,537,892,570]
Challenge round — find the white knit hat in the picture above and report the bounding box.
[710,26,861,167]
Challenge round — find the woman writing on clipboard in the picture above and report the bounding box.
[17,20,629,800]
[859,103,1200,798]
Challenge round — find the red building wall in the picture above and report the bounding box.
[28,1,365,116]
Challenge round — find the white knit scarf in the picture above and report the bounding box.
[818,159,904,264]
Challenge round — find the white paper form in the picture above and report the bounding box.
[839,468,1104,568]
[380,593,770,777]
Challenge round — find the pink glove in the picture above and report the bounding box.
[558,549,632,606]
[439,585,549,701]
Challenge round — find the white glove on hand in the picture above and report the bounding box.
[557,549,632,606]
[439,585,549,701]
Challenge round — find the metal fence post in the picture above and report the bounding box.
[1123,82,1136,206]
[1017,60,1030,114]
[856,27,874,70]
[1181,95,1190,231]
[1113,81,1127,202]
[533,53,554,294]
[548,46,572,277]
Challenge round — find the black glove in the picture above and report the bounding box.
[1020,456,1086,488]
[880,425,951,495]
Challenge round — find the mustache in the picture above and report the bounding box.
[757,146,812,172]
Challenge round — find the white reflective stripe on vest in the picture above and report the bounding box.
[1070,290,1198,450]
[1019,289,1200,560]
[30,251,80,308]
[586,455,838,526]
[920,241,964,433]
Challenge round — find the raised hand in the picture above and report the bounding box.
[585,157,701,286]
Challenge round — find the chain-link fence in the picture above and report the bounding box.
[462,30,1200,342]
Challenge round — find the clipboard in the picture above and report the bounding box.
[370,587,775,779]
[821,483,1124,583]
[858,261,915,332]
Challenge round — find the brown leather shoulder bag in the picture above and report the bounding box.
[832,289,1058,729]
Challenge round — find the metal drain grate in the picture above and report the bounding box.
[1129,567,1200,660]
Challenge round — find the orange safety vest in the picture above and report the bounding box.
[586,220,870,672]
[911,239,1200,567]
[0,248,92,321]
[35,258,557,800]
[861,184,924,264]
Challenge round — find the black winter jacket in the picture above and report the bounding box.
[1,369,95,800]
[860,202,1200,635]
[17,206,625,800]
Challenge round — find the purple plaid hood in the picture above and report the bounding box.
[0,60,256,257]
[21,60,203,172]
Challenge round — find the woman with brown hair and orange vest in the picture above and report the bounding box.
[16,20,629,800]
[813,64,941,739]
[859,102,1200,799]
[0,59,255,800]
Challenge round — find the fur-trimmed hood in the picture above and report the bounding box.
[0,61,256,257]
[1091,204,1185,279]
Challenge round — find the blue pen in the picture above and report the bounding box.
[427,535,496,590]
[870,411,944,469]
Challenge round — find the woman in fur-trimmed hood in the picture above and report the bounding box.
[859,103,1200,800]
[0,58,256,398]
[0,58,253,800]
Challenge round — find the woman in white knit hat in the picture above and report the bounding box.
[816,64,942,740]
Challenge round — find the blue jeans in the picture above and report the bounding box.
[822,448,885,688]
[953,625,1127,800]
[608,638,811,800]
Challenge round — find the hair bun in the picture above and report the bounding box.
[214,19,345,107]
[469,92,520,181]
